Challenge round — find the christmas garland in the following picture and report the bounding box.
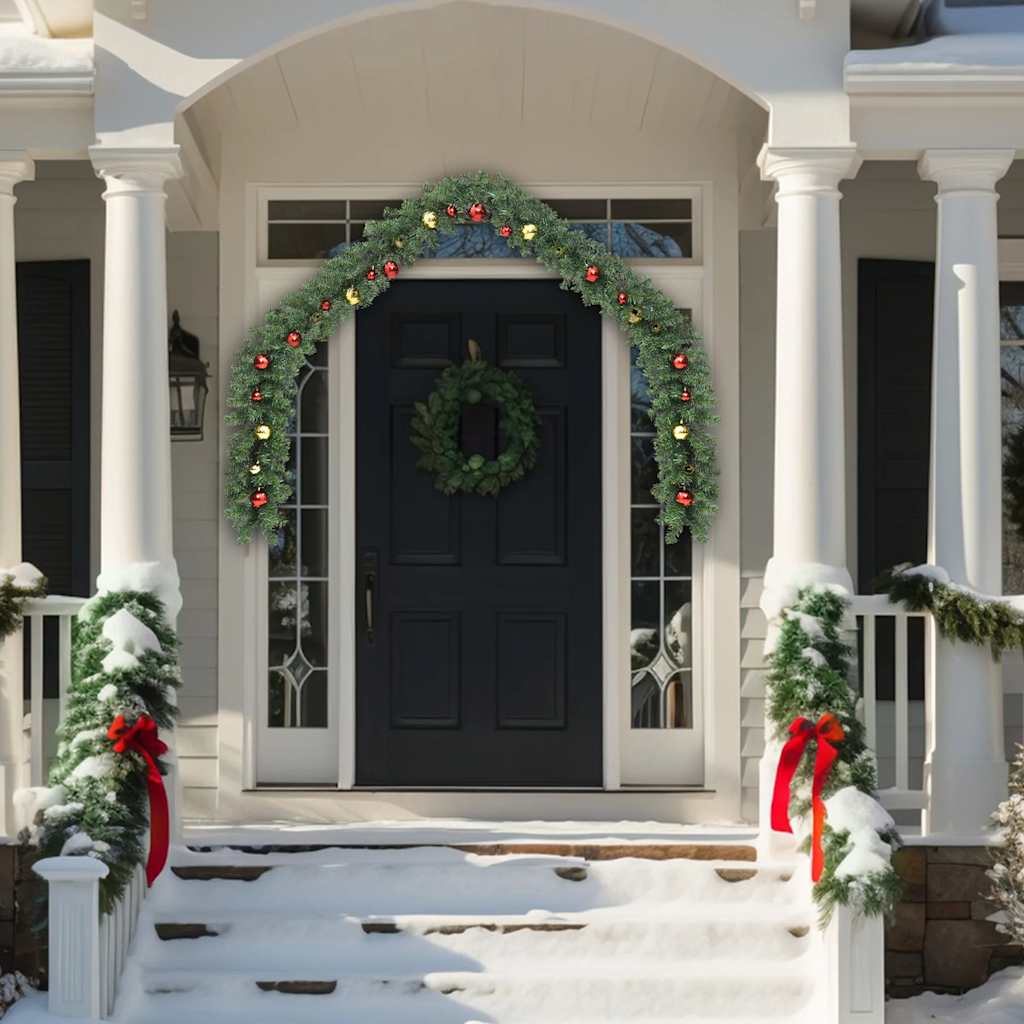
[17,590,179,912]
[410,353,539,498]
[877,564,1024,657]
[0,564,46,643]
[764,585,902,922]
[225,172,718,544]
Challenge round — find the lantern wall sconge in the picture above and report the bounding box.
[168,310,210,441]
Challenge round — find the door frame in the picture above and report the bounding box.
[236,183,719,794]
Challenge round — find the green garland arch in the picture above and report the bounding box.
[225,172,719,544]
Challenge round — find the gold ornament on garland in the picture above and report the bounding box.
[422,211,438,229]
[249,463,261,476]
[345,286,361,306]
[521,223,538,240]
[627,308,642,324]
[673,424,690,441]
[255,424,271,441]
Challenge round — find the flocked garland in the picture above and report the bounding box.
[878,563,1024,657]
[410,354,539,498]
[0,564,46,644]
[225,172,718,544]
[766,586,903,922]
[19,590,179,912]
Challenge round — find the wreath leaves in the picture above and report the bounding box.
[410,359,539,498]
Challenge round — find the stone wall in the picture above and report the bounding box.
[886,846,1023,997]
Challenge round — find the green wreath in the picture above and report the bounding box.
[411,349,539,498]
[224,171,719,545]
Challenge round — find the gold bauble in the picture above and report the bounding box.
[255,424,272,441]
[249,463,262,476]
[686,463,696,473]
[673,424,690,441]
[652,324,662,334]
[346,286,361,306]
[422,211,438,230]
[394,237,404,249]
[627,308,643,325]
[521,223,538,241]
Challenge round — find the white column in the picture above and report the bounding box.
[918,149,1014,836]
[0,153,33,837]
[756,147,861,851]
[89,147,182,618]
[33,856,109,1018]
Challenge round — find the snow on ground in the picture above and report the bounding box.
[887,967,1024,1024]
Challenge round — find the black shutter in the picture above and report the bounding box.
[17,260,91,597]
[858,258,934,700]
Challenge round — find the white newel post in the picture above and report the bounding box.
[756,146,861,851]
[918,149,1014,836]
[0,153,33,838]
[33,857,109,1018]
[89,146,183,839]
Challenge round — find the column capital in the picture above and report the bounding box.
[918,149,1014,194]
[0,151,34,197]
[757,145,861,196]
[89,145,182,195]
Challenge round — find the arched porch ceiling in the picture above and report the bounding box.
[181,2,768,188]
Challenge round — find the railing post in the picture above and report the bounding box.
[34,857,109,1019]
[822,904,885,1023]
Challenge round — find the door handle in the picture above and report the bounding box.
[362,549,378,645]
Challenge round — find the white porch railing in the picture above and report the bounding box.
[849,595,929,832]
[19,595,87,792]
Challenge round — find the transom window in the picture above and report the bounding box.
[265,196,696,262]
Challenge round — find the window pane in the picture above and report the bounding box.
[610,198,692,220]
[268,223,347,260]
[664,580,693,669]
[301,509,329,578]
[631,508,659,577]
[664,530,692,577]
[546,199,607,219]
[630,435,657,504]
[268,510,297,577]
[434,223,522,259]
[350,199,403,220]
[268,200,347,221]
[1001,282,1024,341]
[300,368,329,433]
[299,438,329,504]
[611,222,691,258]
[630,348,653,430]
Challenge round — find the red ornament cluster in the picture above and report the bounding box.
[585,264,601,283]
[672,353,689,371]
[675,490,694,507]
[499,224,512,238]
[251,388,263,403]
[253,354,270,370]
[383,260,400,280]
[366,267,377,281]
[251,489,269,510]
[286,331,302,349]
[468,202,488,222]
[617,291,629,306]
[320,299,332,312]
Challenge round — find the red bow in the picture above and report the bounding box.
[770,713,845,882]
[108,713,169,886]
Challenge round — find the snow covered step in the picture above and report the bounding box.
[144,911,813,970]
[127,965,815,1021]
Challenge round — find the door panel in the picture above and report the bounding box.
[356,280,602,787]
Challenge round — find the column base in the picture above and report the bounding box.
[923,757,1008,836]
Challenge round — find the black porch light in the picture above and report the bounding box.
[168,310,209,441]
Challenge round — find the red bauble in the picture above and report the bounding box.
[251,490,269,510]
[446,204,458,218]
[680,387,693,402]
[617,291,629,306]
[675,490,695,507]
[383,260,400,280]
[672,353,689,371]
[468,202,488,222]
[585,264,601,283]
[253,354,271,371]
[365,268,378,281]
[320,299,332,312]
[286,331,302,348]
[251,388,264,403]
[499,224,512,238]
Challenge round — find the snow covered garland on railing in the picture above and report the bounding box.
[878,563,1024,656]
[761,563,903,922]
[224,171,719,545]
[16,589,179,913]
[0,563,45,643]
